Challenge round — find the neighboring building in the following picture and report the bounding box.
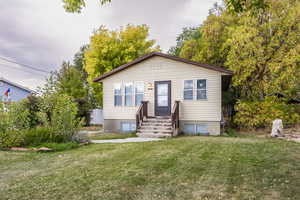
[94,52,232,137]
[0,77,33,102]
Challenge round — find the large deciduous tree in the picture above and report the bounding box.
[168,27,201,57]
[173,0,300,100]
[84,24,160,105]
[225,0,269,14]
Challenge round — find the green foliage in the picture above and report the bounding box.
[173,0,300,101]
[225,0,269,14]
[40,60,95,125]
[23,95,41,128]
[22,127,53,146]
[0,101,31,133]
[168,27,201,57]
[63,0,111,13]
[177,3,237,65]
[225,128,238,137]
[234,97,300,128]
[38,94,83,143]
[0,130,25,149]
[84,24,160,105]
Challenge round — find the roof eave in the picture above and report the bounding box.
[93,52,233,82]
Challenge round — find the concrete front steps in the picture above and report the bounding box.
[137,117,173,138]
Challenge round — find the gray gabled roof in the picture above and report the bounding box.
[94,52,233,82]
[0,77,34,93]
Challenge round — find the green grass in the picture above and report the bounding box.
[30,142,80,152]
[0,137,300,200]
[88,132,137,140]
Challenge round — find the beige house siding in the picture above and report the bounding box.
[102,56,222,122]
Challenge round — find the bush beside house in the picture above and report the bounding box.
[0,94,83,149]
[234,96,300,129]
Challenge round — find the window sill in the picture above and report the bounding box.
[182,99,208,101]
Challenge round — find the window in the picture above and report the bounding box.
[184,123,209,135]
[184,80,193,100]
[157,83,168,106]
[114,83,122,106]
[197,79,207,100]
[121,122,136,132]
[183,124,195,135]
[135,82,144,106]
[196,124,209,135]
[125,83,133,106]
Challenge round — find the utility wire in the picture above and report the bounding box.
[0,56,51,74]
[0,63,48,77]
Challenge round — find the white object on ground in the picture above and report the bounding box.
[271,119,284,137]
[90,109,103,125]
[91,137,164,144]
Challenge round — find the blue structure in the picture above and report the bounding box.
[0,78,33,102]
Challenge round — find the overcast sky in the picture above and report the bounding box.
[0,0,221,90]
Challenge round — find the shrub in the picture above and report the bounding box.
[23,127,53,146]
[225,128,237,137]
[0,101,31,133]
[0,130,25,149]
[38,93,83,142]
[23,95,41,128]
[234,97,300,129]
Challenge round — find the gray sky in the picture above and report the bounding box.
[0,0,221,90]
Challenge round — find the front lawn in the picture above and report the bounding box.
[88,132,137,140]
[1,137,300,200]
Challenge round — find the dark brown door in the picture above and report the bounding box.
[155,81,171,116]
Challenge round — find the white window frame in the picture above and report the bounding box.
[182,79,208,100]
[114,83,122,107]
[183,80,194,100]
[124,82,134,107]
[134,81,144,106]
[196,79,207,100]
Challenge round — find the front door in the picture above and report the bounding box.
[155,81,171,116]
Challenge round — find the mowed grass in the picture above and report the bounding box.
[88,132,137,140]
[1,137,300,200]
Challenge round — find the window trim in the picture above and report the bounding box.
[114,83,122,107]
[183,80,194,100]
[196,79,207,100]
[124,82,134,107]
[134,81,144,106]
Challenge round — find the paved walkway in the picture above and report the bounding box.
[91,137,164,144]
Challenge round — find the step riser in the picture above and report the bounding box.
[139,127,172,130]
[144,120,171,123]
[138,130,173,134]
[142,123,172,126]
[137,133,172,138]
[138,117,174,138]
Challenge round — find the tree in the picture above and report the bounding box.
[84,24,160,105]
[224,0,300,99]
[168,27,201,57]
[62,0,111,13]
[172,0,300,100]
[225,0,269,14]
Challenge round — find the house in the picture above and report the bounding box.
[94,52,232,137]
[0,77,33,102]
